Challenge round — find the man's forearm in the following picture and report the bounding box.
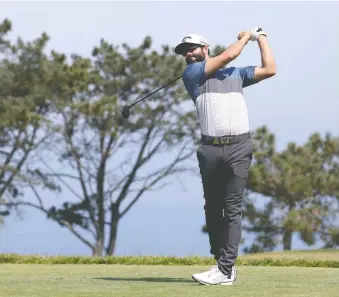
[257,36,276,73]
[223,36,250,60]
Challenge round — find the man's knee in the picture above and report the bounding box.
[224,206,243,220]
[224,175,247,217]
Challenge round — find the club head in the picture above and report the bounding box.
[121,106,130,119]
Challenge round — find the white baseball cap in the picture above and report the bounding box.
[174,34,209,54]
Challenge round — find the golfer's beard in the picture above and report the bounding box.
[186,52,205,65]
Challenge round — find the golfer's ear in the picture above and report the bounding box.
[203,45,209,55]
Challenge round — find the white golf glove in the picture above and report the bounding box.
[250,27,267,41]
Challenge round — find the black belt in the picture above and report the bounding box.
[201,132,251,145]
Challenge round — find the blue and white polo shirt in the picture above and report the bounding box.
[182,60,257,137]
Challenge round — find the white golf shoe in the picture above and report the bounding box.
[192,265,219,282]
[193,265,237,285]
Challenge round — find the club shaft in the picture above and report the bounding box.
[129,75,182,108]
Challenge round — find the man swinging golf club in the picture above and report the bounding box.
[174,28,276,285]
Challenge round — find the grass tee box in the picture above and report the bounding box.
[0,251,338,297]
[0,264,339,297]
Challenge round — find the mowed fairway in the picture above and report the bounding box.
[0,264,339,297]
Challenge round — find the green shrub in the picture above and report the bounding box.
[0,254,338,268]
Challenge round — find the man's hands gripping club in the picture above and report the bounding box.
[250,27,267,41]
[237,27,267,42]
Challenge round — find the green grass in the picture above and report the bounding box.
[0,264,339,297]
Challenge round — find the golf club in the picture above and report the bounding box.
[121,75,183,119]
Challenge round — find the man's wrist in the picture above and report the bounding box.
[257,35,268,45]
[242,33,251,44]
[257,34,267,41]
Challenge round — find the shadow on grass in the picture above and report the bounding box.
[94,276,193,283]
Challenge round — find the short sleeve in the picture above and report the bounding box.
[182,61,206,100]
[238,66,257,88]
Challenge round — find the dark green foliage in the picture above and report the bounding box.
[243,126,339,252]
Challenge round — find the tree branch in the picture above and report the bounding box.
[115,121,157,205]
[62,112,98,232]
[38,156,84,201]
[0,126,40,197]
[0,130,23,183]
[44,173,81,181]
[120,141,194,218]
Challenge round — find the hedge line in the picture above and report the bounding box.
[0,254,338,268]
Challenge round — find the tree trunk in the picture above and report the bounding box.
[282,229,293,250]
[92,234,104,256]
[106,203,119,255]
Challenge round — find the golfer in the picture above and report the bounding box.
[174,28,276,285]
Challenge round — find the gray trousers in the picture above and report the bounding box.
[196,135,252,277]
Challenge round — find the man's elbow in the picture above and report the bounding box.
[266,64,276,77]
[268,68,276,77]
[254,65,276,82]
